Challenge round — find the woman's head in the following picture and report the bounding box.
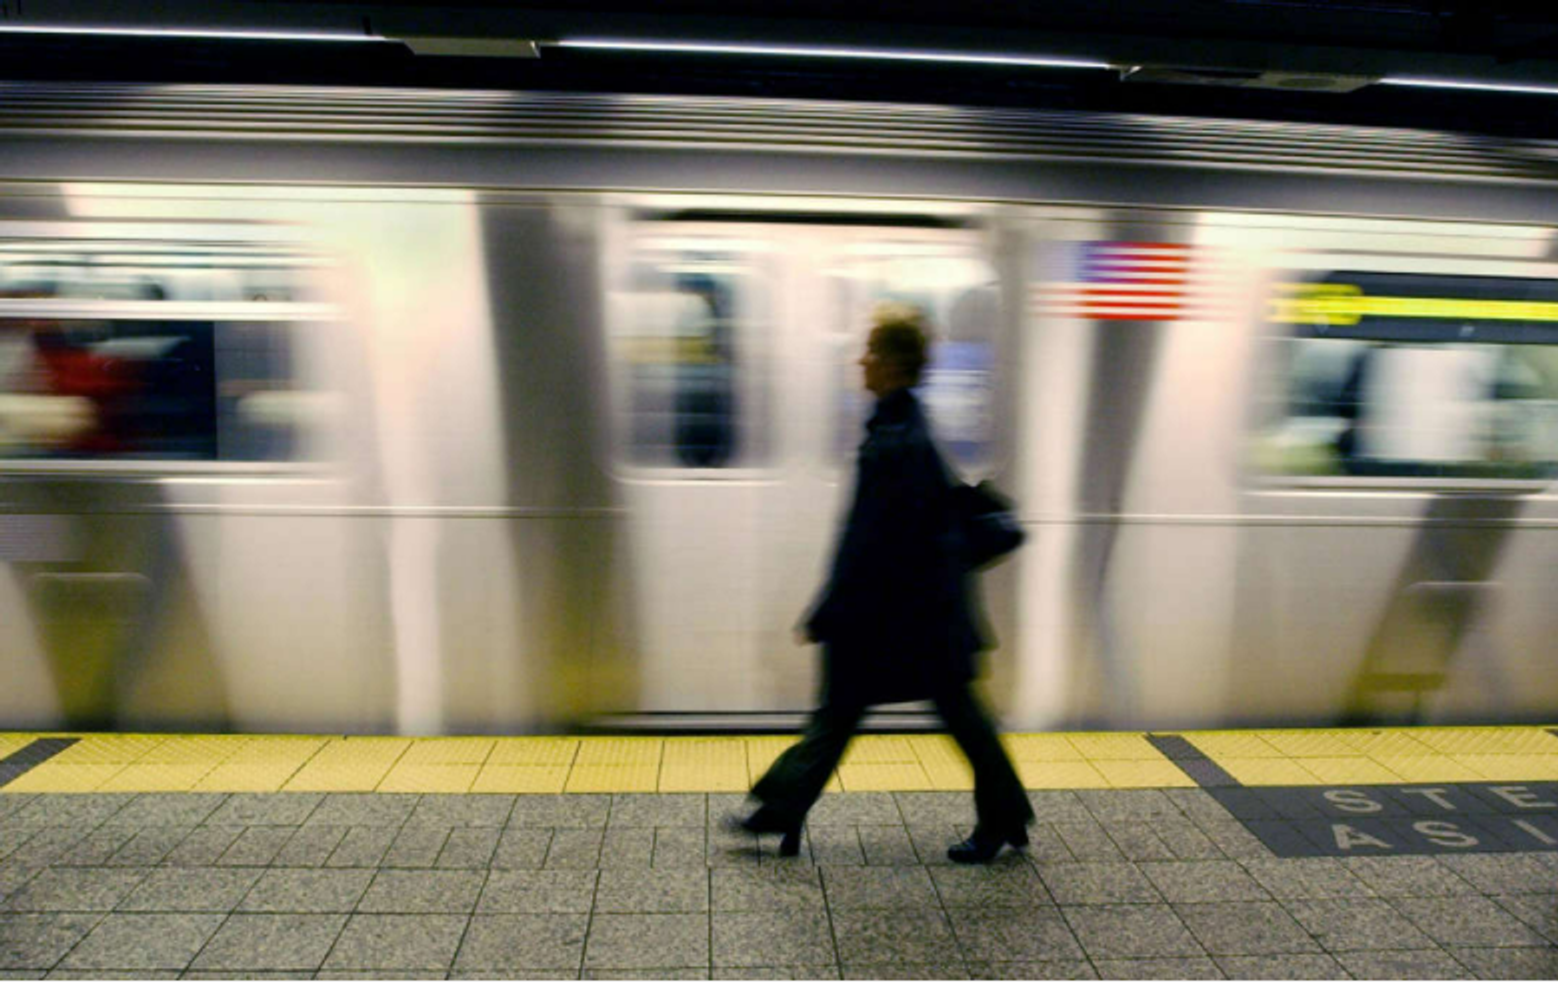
[861,302,930,396]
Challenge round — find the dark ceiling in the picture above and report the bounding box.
[7,0,1558,138]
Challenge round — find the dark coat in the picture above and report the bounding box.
[803,388,986,706]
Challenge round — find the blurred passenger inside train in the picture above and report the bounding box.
[729,302,1034,864]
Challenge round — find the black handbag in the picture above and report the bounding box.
[950,480,1026,571]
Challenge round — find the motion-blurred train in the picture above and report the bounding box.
[0,84,1554,735]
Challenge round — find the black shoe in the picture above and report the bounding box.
[947,826,1029,864]
[723,810,803,857]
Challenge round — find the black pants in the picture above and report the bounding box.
[750,684,1034,833]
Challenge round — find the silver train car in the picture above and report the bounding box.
[0,84,1554,735]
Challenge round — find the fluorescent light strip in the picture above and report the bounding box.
[554,38,1110,70]
[0,24,380,43]
[1380,76,1558,97]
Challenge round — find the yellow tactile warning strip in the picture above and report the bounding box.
[0,725,1553,794]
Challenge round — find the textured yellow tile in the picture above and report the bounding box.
[659,766,748,793]
[911,737,979,790]
[746,738,799,785]
[1295,757,1404,785]
[573,739,663,767]
[911,734,967,766]
[1001,735,1084,762]
[1375,755,1485,783]
[824,772,843,793]
[1255,731,1362,758]
[1450,755,1558,781]
[399,739,496,766]
[841,737,920,765]
[565,765,659,793]
[5,764,125,792]
[96,764,215,792]
[922,760,976,791]
[1418,728,1558,756]
[224,737,328,765]
[1094,759,1196,789]
[488,738,580,767]
[1182,732,1284,758]
[838,763,932,791]
[138,737,249,765]
[50,736,165,765]
[662,739,745,768]
[377,764,480,793]
[308,737,411,767]
[471,765,570,794]
[1065,733,1162,760]
[1015,760,1109,789]
[1334,730,1438,757]
[283,763,395,793]
[1218,758,1327,786]
[192,763,300,793]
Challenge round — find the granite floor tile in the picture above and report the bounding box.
[654,827,707,868]
[1028,823,1080,863]
[544,828,604,869]
[507,795,610,829]
[54,829,136,867]
[1037,862,1161,905]
[117,867,260,912]
[609,794,705,828]
[4,868,149,912]
[595,868,708,913]
[60,913,224,971]
[1437,854,1558,895]
[584,969,709,980]
[107,827,194,867]
[1282,897,1438,952]
[1490,893,1558,942]
[708,822,761,867]
[711,866,824,912]
[237,868,372,913]
[1172,902,1322,956]
[183,972,314,979]
[382,826,449,868]
[189,913,346,971]
[0,913,102,970]
[0,870,37,907]
[859,825,918,866]
[43,971,179,979]
[810,793,902,826]
[965,960,1098,980]
[1103,824,1177,862]
[1335,947,1475,980]
[322,827,396,868]
[1062,905,1205,960]
[207,794,322,827]
[905,825,962,867]
[947,906,1084,962]
[1077,790,1181,824]
[808,826,864,866]
[930,862,1051,908]
[270,824,346,867]
[322,913,468,971]
[1447,944,1558,980]
[712,967,843,980]
[1092,956,1224,979]
[831,909,960,965]
[1152,820,1224,861]
[437,827,501,868]
[1341,856,1479,896]
[449,972,578,981]
[584,913,709,969]
[7,797,129,829]
[478,869,596,914]
[160,827,241,867]
[6,829,93,867]
[1213,953,1349,979]
[1138,861,1270,903]
[598,827,653,868]
[357,868,485,913]
[215,827,295,867]
[822,866,937,908]
[492,828,553,869]
[1191,820,1271,860]
[1025,791,1094,825]
[405,795,515,828]
[712,909,836,967]
[451,913,587,972]
[1052,822,1127,862]
[1237,857,1375,899]
[302,794,417,828]
[104,795,227,828]
[840,962,970,980]
[1389,895,1550,947]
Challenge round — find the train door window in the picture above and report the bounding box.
[0,238,336,463]
[825,239,1000,473]
[1255,270,1558,480]
[609,233,773,469]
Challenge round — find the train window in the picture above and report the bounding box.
[610,238,772,469]
[1255,270,1558,480]
[826,244,1000,472]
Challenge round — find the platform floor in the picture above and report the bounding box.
[1,727,1556,979]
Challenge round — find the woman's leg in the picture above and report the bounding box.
[933,684,1033,834]
[750,699,867,825]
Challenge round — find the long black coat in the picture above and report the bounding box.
[803,388,986,706]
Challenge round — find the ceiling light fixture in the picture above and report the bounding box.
[1379,76,1558,97]
[0,24,381,43]
[552,38,1110,71]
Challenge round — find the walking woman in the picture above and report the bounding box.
[729,303,1033,863]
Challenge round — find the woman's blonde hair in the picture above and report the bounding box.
[869,302,931,385]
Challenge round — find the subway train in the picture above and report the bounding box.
[0,83,1554,736]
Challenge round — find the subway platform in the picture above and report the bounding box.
[1,727,1556,979]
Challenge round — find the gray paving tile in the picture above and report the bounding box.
[840,964,970,980]
[1078,790,1181,824]
[215,827,295,867]
[947,906,1083,962]
[904,825,961,866]
[712,866,824,912]
[478,869,597,914]
[189,913,346,971]
[1491,893,1558,942]
[584,913,708,969]
[322,827,396,868]
[1282,897,1438,952]
[357,869,485,913]
[183,972,314,979]
[452,913,587,972]
[823,866,937,909]
[1238,857,1375,899]
[609,794,705,828]
[508,795,610,829]
[654,827,707,867]
[0,913,101,970]
[832,909,960,965]
[707,823,762,868]
[1193,819,1271,860]
[450,972,580,981]
[7,797,129,828]
[930,862,1051,908]
[406,795,515,827]
[1138,861,1270,903]
[0,870,38,907]
[60,913,223,970]
[237,868,372,913]
[1093,956,1224,979]
[1053,821,1127,862]
[598,827,653,868]
[1390,895,1551,948]
[316,972,447,980]
[1153,820,1224,861]
[207,794,322,827]
[544,828,603,869]
[117,868,261,912]
[1038,862,1161,905]
[43,971,179,979]
[1437,853,1558,895]
[1027,822,1079,863]
[1173,902,1321,956]
[1213,954,1349,979]
[54,828,136,866]
[1335,947,1474,980]
[492,827,553,869]
[304,793,418,828]
[0,828,39,864]
[160,827,241,867]
[966,960,1096,980]
[1026,791,1094,825]
[1447,944,1558,980]
[438,826,500,868]
[323,913,468,971]
[1341,855,1479,896]
[103,795,226,828]
[807,826,863,867]
[382,826,449,868]
[5,828,92,866]
[720,967,843,980]
[1103,823,1177,862]
[859,825,917,866]
[712,910,835,967]
[585,969,708,980]
[107,827,194,867]
[4,868,149,912]
[270,824,345,867]
[1,972,45,979]
[810,792,901,826]
[595,868,707,913]
[1062,905,1205,960]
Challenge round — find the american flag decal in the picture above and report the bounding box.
[1034,241,1222,322]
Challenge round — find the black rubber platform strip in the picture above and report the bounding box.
[0,738,79,788]
[1147,733,1240,788]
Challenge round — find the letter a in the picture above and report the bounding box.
[1332,823,1393,851]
